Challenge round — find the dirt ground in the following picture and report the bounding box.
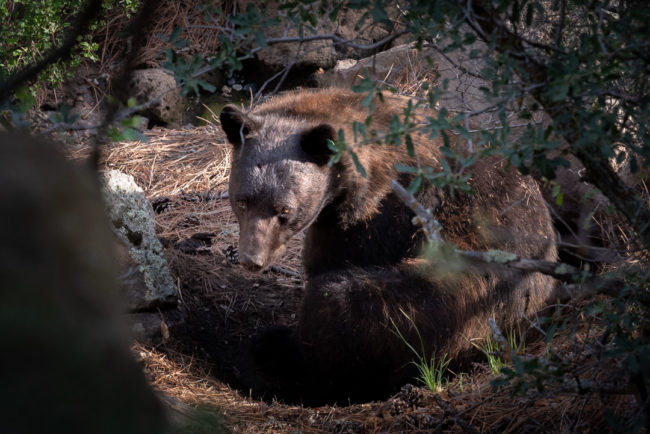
[65,124,637,433]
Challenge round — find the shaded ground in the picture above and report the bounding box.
[66,125,637,433]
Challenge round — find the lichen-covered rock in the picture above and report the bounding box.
[128,68,185,126]
[319,45,427,89]
[102,170,177,312]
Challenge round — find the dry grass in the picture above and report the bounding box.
[136,338,633,433]
[136,344,378,433]
[134,0,227,68]
[389,50,439,98]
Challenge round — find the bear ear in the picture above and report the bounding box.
[300,123,336,166]
[220,105,261,145]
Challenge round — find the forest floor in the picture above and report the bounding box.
[63,124,635,433]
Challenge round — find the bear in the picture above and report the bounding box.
[219,88,557,404]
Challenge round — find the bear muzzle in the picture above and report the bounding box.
[239,246,287,272]
[239,251,267,272]
[238,216,287,272]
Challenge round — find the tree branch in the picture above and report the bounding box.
[187,24,408,51]
[390,180,443,244]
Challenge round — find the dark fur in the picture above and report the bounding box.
[221,88,557,403]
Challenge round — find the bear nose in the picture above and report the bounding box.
[239,253,265,272]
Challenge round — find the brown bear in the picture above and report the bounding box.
[220,88,557,404]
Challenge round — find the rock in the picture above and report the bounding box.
[319,45,429,89]
[102,170,177,313]
[128,68,186,126]
[0,132,166,434]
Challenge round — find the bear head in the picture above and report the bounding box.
[220,105,337,272]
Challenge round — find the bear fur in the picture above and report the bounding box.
[220,88,557,403]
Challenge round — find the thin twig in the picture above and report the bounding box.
[390,180,443,244]
[270,265,302,279]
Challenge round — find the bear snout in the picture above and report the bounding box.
[239,252,266,272]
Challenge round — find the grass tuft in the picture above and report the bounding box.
[390,308,451,393]
[471,324,526,375]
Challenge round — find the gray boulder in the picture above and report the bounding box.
[128,68,186,126]
[102,170,177,313]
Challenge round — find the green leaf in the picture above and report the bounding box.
[198,80,216,93]
[405,134,415,157]
[370,4,390,26]
[352,121,367,142]
[361,92,374,108]
[408,174,423,194]
[349,149,367,178]
[337,128,346,146]
[395,163,418,174]
[254,31,267,48]
[548,82,569,102]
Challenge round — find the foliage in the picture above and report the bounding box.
[0,0,144,138]
[472,334,505,375]
[0,0,140,104]
[159,27,216,96]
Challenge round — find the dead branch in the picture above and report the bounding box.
[390,180,443,244]
[270,265,302,279]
